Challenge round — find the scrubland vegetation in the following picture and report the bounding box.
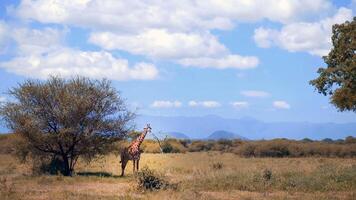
[139,136,356,158]
[1,133,356,199]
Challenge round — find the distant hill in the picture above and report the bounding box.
[168,132,189,139]
[146,131,189,140]
[137,115,356,140]
[207,130,247,140]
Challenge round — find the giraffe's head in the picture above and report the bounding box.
[144,124,152,133]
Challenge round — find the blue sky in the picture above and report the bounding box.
[0,0,355,127]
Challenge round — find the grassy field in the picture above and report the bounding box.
[1,152,356,200]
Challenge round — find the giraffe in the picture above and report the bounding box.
[120,124,152,176]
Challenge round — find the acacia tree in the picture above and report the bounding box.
[0,76,134,176]
[310,17,356,111]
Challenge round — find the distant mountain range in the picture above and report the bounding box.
[137,115,356,140]
[168,132,190,139]
[207,130,248,140]
[145,131,190,140]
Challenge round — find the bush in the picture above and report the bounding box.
[141,139,187,153]
[235,139,356,158]
[254,140,290,157]
[136,167,171,191]
[211,162,223,170]
[162,142,174,153]
[166,139,188,153]
[141,140,161,153]
[345,136,356,144]
[262,169,272,181]
[188,141,214,152]
[235,143,257,157]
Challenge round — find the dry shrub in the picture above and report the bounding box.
[136,167,175,191]
[211,162,223,170]
[235,143,257,157]
[262,169,272,181]
[188,141,214,152]
[141,140,161,153]
[235,139,356,158]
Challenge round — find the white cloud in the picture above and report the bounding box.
[12,27,66,55]
[188,100,221,108]
[1,49,158,81]
[14,0,332,32]
[89,30,227,59]
[188,101,199,107]
[178,55,259,69]
[12,0,334,70]
[231,101,249,109]
[89,29,258,70]
[241,90,270,97]
[254,7,353,56]
[151,100,182,108]
[273,101,291,109]
[254,28,278,48]
[0,27,159,81]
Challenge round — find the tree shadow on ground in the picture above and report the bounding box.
[76,171,122,178]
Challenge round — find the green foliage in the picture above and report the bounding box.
[310,17,356,111]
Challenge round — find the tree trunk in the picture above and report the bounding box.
[62,155,72,176]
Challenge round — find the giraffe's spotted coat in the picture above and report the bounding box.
[120,124,151,176]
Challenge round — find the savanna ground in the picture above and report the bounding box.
[1,151,356,200]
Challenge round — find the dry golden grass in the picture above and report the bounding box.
[1,152,356,200]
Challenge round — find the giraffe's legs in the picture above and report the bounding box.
[133,160,136,173]
[121,159,128,177]
[136,159,139,171]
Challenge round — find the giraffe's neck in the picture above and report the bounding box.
[132,129,148,148]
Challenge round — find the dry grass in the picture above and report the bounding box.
[0,152,356,199]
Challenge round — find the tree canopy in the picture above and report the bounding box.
[310,17,356,112]
[0,76,134,176]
